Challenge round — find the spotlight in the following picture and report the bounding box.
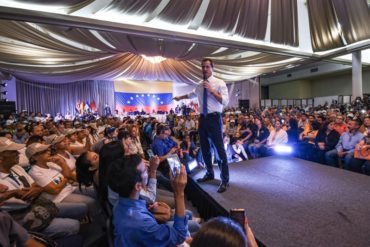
[361,109,366,114]
[0,83,7,87]
[1,91,7,95]
[273,145,293,155]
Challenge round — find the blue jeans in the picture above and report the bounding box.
[325,149,354,168]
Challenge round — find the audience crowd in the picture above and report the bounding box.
[1,97,369,247]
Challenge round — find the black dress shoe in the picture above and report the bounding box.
[217,182,229,193]
[196,174,214,183]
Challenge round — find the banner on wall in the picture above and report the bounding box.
[114,79,173,113]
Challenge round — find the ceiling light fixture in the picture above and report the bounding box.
[141,55,167,64]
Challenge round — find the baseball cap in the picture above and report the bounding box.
[0,138,25,152]
[64,129,77,136]
[26,143,50,159]
[43,134,65,145]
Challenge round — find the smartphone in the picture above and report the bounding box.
[167,154,181,176]
[147,149,154,159]
[230,208,245,231]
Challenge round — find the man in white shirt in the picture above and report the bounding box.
[174,58,230,193]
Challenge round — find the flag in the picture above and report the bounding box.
[114,80,173,113]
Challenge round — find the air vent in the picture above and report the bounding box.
[310,68,318,73]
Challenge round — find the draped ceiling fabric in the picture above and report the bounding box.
[271,0,299,47]
[0,0,369,83]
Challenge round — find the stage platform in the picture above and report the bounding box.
[186,156,370,247]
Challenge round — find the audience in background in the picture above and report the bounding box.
[0,98,369,246]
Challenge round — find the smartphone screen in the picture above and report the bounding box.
[230,208,245,231]
[147,149,154,159]
[167,154,181,176]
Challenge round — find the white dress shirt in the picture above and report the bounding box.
[267,129,288,146]
[188,75,229,114]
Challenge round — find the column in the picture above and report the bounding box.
[352,51,363,99]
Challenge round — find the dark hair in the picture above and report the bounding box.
[26,135,43,146]
[108,154,142,197]
[156,124,170,135]
[117,128,131,141]
[351,118,362,127]
[191,217,247,247]
[98,141,124,202]
[201,58,214,68]
[76,152,95,190]
[288,118,298,129]
[311,121,321,131]
[0,131,11,137]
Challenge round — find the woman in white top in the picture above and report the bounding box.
[44,134,77,181]
[27,143,97,218]
[66,129,91,157]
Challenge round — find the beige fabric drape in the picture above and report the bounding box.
[331,0,370,45]
[271,0,299,47]
[307,0,344,52]
[0,20,300,83]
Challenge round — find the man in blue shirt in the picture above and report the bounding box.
[108,154,188,247]
[152,124,179,161]
[325,119,364,169]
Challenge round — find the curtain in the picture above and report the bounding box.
[331,0,370,45]
[307,0,344,52]
[16,80,114,115]
[271,0,299,46]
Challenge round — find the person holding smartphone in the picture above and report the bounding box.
[190,216,258,247]
[174,58,230,193]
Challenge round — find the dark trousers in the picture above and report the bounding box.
[198,113,229,183]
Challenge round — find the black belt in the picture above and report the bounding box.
[200,112,221,117]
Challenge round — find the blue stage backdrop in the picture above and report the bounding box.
[114,79,173,113]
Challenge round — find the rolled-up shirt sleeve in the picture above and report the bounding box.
[218,82,229,106]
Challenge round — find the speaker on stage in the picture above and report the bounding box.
[238,99,249,109]
[0,101,16,118]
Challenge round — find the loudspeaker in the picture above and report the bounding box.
[238,99,249,109]
[0,101,16,118]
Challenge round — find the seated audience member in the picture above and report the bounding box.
[128,125,145,158]
[286,118,300,144]
[92,126,118,154]
[26,143,96,218]
[325,119,364,169]
[151,124,179,176]
[349,127,370,173]
[117,129,133,155]
[255,121,288,157]
[190,216,258,247]
[297,121,321,160]
[86,123,100,145]
[13,123,29,144]
[179,134,198,173]
[248,119,270,159]
[311,121,340,164]
[98,141,124,204]
[108,155,189,247]
[30,125,44,137]
[333,115,347,135]
[68,129,91,157]
[0,209,45,247]
[44,134,76,179]
[359,116,370,135]
[75,151,100,189]
[0,139,81,239]
[231,140,248,161]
